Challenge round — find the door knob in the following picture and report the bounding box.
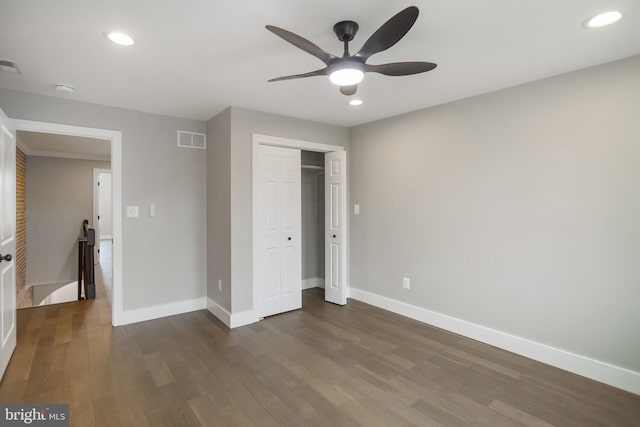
[0,254,12,263]
[287,237,292,241]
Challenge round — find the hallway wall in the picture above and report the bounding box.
[26,156,110,288]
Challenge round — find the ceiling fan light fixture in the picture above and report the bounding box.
[329,62,364,86]
[584,11,622,28]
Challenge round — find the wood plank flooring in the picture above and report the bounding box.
[1,286,638,426]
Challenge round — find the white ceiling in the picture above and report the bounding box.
[1,1,638,127]
[17,131,110,161]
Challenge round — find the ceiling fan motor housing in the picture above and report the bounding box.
[333,20,359,42]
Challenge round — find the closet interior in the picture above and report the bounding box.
[301,150,325,290]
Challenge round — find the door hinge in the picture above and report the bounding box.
[98,215,100,220]
[98,181,100,186]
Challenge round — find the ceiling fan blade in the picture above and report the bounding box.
[365,61,437,76]
[266,25,338,66]
[340,85,358,96]
[355,6,419,61]
[268,68,328,82]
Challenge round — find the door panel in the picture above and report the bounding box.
[2,264,14,343]
[257,145,301,317]
[324,150,347,305]
[278,146,301,312]
[0,108,17,380]
[265,247,280,299]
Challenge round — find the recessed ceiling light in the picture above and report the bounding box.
[584,11,623,28]
[349,99,363,106]
[106,31,135,46]
[54,83,75,94]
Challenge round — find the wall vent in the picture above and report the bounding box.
[177,131,206,149]
[0,59,22,74]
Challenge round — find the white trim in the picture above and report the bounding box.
[117,297,206,326]
[207,298,259,329]
[252,133,346,319]
[302,277,325,290]
[12,119,124,327]
[1,263,16,348]
[207,298,230,327]
[27,280,74,288]
[230,309,260,328]
[252,133,343,153]
[93,168,111,266]
[348,287,640,395]
[22,149,109,162]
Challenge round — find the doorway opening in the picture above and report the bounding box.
[301,150,325,293]
[13,119,123,326]
[252,134,347,320]
[93,168,112,303]
[16,131,111,308]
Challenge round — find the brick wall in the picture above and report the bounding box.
[16,147,31,308]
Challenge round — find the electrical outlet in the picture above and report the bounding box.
[218,278,222,291]
[402,277,411,290]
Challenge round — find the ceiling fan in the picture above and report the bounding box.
[266,6,437,96]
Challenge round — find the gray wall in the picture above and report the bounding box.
[206,108,232,312]
[26,156,110,286]
[349,56,640,372]
[0,89,207,311]
[229,107,349,312]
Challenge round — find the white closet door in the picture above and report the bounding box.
[257,145,301,318]
[324,150,347,305]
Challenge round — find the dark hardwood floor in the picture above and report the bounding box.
[1,283,638,426]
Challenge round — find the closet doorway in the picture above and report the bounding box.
[252,134,347,319]
[301,151,325,292]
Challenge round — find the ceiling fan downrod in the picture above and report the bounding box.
[333,20,359,57]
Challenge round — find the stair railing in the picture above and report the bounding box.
[77,219,96,300]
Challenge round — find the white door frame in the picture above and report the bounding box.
[252,133,346,318]
[92,168,111,264]
[0,111,17,380]
[13,119,123,326]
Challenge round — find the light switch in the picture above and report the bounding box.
[126,206,139,218]
[354,204,360,215]
[149,204,156,217]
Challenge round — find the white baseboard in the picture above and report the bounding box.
[207,297,259,329]
[302,277,325,290]
[207,298,231,327]
[117,297,206,326]
[348,287,640,396]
